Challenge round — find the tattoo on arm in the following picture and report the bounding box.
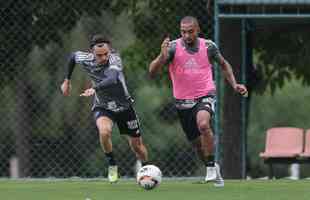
[207,41,220,64]
[206,41,237,88]
[219,55,237,88]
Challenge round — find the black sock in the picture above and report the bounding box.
[142,161,149,166]
[205,155,215,167]
[105,152,116,166]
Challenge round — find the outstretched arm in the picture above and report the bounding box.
[217,54,237,88]
[218,54,248,96]
[209,44,247,96]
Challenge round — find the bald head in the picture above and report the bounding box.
[180,16,200,46]
[180,16,200,27]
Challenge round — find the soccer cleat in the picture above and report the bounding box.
[205,165,217,182]
[108,165,118,183]
[213,163,224,187]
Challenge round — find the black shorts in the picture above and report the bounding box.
[93,106,141,137]
[176,95,216,141]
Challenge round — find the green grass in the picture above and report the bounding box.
[0,179,309,200]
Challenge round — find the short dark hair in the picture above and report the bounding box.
[89,34,111,48]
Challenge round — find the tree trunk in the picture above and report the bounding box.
[220,20,243,179]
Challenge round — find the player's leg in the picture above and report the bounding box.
[128,135,148,172]
[117,106,148,173]
[195,110,216,178]
[177,107,208,171]
[195,97,224,186]
[177,98,223,186]
[128,136,148,163]
[96,116,113,154]
[94,109,118,183]
[196,110,214,161]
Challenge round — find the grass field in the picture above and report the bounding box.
[0,179,309,200]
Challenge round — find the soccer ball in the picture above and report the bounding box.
[137,165,162,190]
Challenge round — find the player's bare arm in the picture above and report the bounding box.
[217,53,248,96]
[149,37,170,78]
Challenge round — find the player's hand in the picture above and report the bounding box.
[80,88,95,97]
[160,37,170,62]
[61,79,71,96]
[234,84,248,97]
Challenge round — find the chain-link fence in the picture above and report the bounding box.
[0,0,215,178]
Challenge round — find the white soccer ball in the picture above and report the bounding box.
[137,165,162,190]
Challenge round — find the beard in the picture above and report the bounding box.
[184,37,197,47]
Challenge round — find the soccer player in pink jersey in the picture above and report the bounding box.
[149,16,247,187]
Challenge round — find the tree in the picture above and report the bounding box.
[4,0,310,178]
[127,1,310,178]
[1,0,128,177]
[255,25,310,93]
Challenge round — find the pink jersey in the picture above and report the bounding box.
[169,38,216,99]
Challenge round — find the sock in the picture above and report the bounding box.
[105,152,116,166]
[205,155,215,167]
[142,161,149,166]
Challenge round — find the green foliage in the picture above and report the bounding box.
[3,0,310,178]
[255,29,310,94]
[0,10,137,177]
[1,0,130,83]
[123,0,212,83]
[1,7,199,177]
